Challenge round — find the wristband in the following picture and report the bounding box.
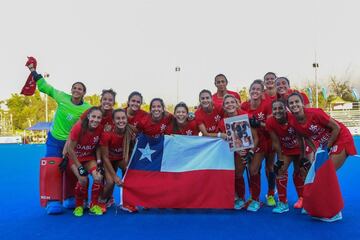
[217,132,221,138]
[97,159,102,164]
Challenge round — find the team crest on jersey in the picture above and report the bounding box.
[66,114,74,121]
[309,124,319,133]
[104,123,112,132]
[214,115,221,122]
[93,136,99,144]
[160,124,167,132]
[288,127,295,135]
[257,112,265,121]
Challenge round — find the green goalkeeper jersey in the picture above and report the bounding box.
[37,78,91,140]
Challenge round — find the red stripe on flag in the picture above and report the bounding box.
[123,169,235,209]
[303,159,344,218]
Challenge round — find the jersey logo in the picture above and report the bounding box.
[214,115,221,122]
[309,124,319,133]
[288,127,295,134]
[66,114,74,121]
[257,112,265,121]
[160,124,167,132]
[186,130,193,135]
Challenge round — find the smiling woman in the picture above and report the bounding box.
[26,60,92,215]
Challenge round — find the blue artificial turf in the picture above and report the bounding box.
[1,137,359,240]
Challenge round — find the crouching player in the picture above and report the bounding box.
[266,100,313,213]
[67,107,105,217]
[287,92,357,222]
[99,109,137,212]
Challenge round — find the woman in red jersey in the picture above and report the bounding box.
[263,72,277,102]
[67,107,104,217]
[79,89,116,132]
[287,92,356,169]
[137,98,173,138]
[212,74,241,107]
[275,77,311,108]
[266,100,313,214]
[98,109,137,212]
[195,89,223,137]
[62,89,117,207]
[287,92,357,222]
[217,94,258,210]
[126,91,148,128]
[241,79,275,211]
[165,102,199,136]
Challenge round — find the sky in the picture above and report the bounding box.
[1,0,359,106]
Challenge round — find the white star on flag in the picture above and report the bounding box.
[138,143,156,162]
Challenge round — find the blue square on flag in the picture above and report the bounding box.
[129,134,164,171]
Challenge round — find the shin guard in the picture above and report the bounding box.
[276,172,288,203]
[91,182,104,205]
[293,171,305,198]
[75,181,88,207]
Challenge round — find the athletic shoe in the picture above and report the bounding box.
[234,199,246,210]
[266,195,276,207]
[63,197,76,209]
[121,204,138,213]
[293,197,303,209]
[46,201,63,215]
[89,205,103,216]
[246,200,261,212]
[313,212,343,222]
[272,202,289,214]
[73,206,84,217]
[106,197,115,208]
[98,202,107,214]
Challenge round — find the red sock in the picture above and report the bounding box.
[250,174,261,201]
[91,182,104,205]
[75,182,88,207]
[235,176,245,200]
[293,171,304,198]
[276,172,288,203]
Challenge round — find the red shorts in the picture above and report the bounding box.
[329,133,357,156]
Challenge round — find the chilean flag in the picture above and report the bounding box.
[303,150,344,218]
[122,134,235,209]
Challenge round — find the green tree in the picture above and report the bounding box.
[328,76,356,102]
[239,87,249,102]
[4,90,57,130]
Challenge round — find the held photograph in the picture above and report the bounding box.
[224,114,254,152]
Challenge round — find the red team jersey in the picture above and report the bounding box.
[165,120,199,136]
[266,113,302,155]
[99,131,124,161]
[195,105,223,133]
[137,114,173,138]
[212,90,241,108]
[217,109,250,133]
[69,121,103,162]
[126,108,148,128]
[241,99,272,153]
[263,91,277,103]
[279,89,310,106]
[288,108,356,155]
[81,109,115,132]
